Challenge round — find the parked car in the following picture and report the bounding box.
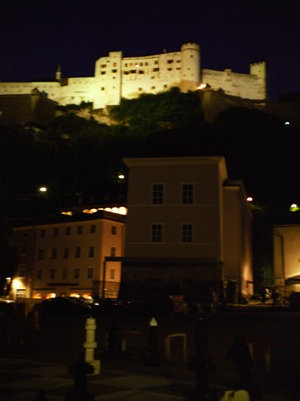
[39,297,92,317]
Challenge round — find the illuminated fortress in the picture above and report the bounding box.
[0,43,266,109]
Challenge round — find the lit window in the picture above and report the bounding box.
[77,226,83,234]
[88,246,95,258]
[151,224,162,242]
[75,247,81,258]
[111,247,116,257]
[182,224,193,242]
[152,184,164,204]
[111,226,117,235]
[74,268,80,279]
[110,269,115,280]
[87,267,93,279]
[182,183,194,204]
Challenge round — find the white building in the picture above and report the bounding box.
[0,43,266,110]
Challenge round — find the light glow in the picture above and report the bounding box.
[290,203,300,212]
[39,186,47,193]
[247,197,253,202]
[197,83,208,90]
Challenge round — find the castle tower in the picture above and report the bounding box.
[56,65,62,82]
[250,61,267,100]
[180,43,200,92]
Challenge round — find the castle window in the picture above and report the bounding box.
[63,248,69,259]
[164,85,168,89]
[110,268,115,280]
[167,68,172,71]
[190,55,194,58]
[151,86,156,90]
[155,60,158,64]
[138,70,144,74]
[112,69,117,73]
[100,64,107,68]
[113,62,117,67]
[124,71,129,75]
[138,87,143,91]
[167,60,173,64]
[66,227,71,235]
[88,246,95,258]
[125,63,128,67]
[101,71,106,75]
[145,62,148,66]
[176,67,181,70]
[87,267,93,279]
[130,70,136,74]
[111,247,116,257]
[62,269,68,279]
[101,87,105,90]
[90,224,96,233]
[74,268,80,279]
[153,68,159,72]
[111,226,117,235]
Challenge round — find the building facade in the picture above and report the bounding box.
[0,43,266,110]
[10,211,125,300]
[121,157,253,304]
[273,225,300,297]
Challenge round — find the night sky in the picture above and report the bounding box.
[1,0,299,100]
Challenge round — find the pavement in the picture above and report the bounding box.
[0,351,294,401]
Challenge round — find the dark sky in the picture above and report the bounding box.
[0,0,299,100]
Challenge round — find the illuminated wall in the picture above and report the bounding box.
[10,212,125,300]
[0,43,266,110]
[273,225,300,295]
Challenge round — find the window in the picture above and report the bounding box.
[110,269,115,280]
[87,267,93,279]
[49,269,56,279]
[182,224,193,242]
[100,64,107,68]
[77,226,83,234]
[75,247,81,258]
[152,184,164,204]
[151,224,162,243]
[53,228,59,236]
[111,69,117,73]
[111,226,117,235]
[101,71,106,75]
[62,268,68,279]
[20,243,27,254]
[63,248,69,259]
[51,248,57,259]
[38,249,44,260]
[74,268,80,279]
[88,246,95,258]
[111,247,116,257]
[90,224,96,233]
[36,269,42,280]
[167,59,173,64]
[182,183,194,204]
[66,227,71,235]
[40,229,46,238]
[153,68,159,72]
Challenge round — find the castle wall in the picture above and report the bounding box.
[0,43,267,110]
[202,64,266,100]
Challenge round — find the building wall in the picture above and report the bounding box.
[0,43,266,110]
[10,214,125,300]
[273,225,300,296]
[124,157,227,261]
[223,185,253,299]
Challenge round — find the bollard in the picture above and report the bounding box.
[145,317,161,366]
[66,357,95,401]
[83,317,100,375]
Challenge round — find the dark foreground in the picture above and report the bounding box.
[0,305,299,400]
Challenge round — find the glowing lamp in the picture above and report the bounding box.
[39,186,47,193]
[290,204,300,212]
